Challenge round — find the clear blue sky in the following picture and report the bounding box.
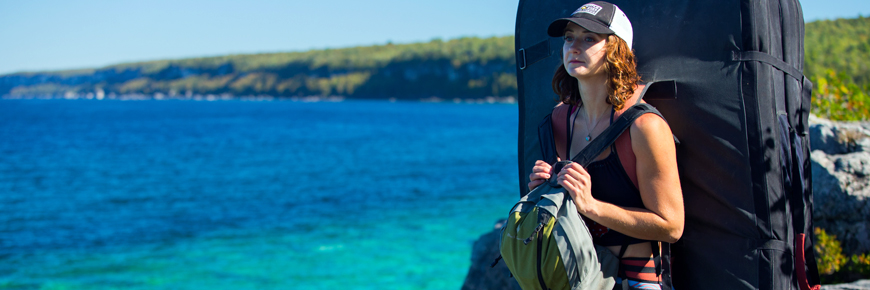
[0,0,866,75]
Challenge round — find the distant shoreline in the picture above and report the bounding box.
[1,94,518,104]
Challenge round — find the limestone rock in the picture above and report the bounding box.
[461,219,521,290]
[810,115,870,155]
[820,279,870,290]
[810,116,870,256]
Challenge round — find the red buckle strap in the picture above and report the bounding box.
[796,233,821,290]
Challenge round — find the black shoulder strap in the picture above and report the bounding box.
[537,113,558,165]
[517,39,551,70]
[651,241,674,290]
[571,103,663,167]
[537,103,664,167]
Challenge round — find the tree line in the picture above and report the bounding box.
[805,16,870,120]
[0,36,517,101]
[1,17,868,119]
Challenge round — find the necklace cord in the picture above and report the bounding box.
[566,104,614,158]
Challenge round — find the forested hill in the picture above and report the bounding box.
[805,16,870,120]
[805,16,870,87]
[0,37,517,101]
[1,17,868,102]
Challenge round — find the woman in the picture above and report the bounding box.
[527,2,684,289]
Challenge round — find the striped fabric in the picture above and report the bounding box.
[614,277,663,290]
[621,257,659,283]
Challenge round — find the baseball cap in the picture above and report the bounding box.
[547,1,633,48]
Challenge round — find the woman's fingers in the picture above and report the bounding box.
[565,163,589,178]
[533,161,551,172]
[530,160,552,180]
[557,164,590,189]
[528,179,545,191]
[529,160,554,191]
[530,172,550,181]
[557,175,577,192]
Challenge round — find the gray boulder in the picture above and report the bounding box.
[821,279,870,290]
[810,116,870,256]
[810,115,870,155]
[460,220,521,290]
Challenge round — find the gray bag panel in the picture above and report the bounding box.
[553,195,617,290]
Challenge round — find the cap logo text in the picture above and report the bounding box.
[573,3,603,16]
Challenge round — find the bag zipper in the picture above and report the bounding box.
[534,210,551,290]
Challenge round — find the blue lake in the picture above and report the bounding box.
[0,99,520,289]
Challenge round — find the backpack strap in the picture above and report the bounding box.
[651,241,674,290]
[617,238,631,280]
[571,103,663,167]
[517,39,551,70]
[538,113,559,165]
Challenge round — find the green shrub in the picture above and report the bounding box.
[814,227,846,275]
[814,227,870,283]
[811,69,870,121]
[841,253,870,280]
[804,16,870,90]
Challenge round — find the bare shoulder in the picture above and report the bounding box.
[552,102,570,119]
[629,112,675,151]
[632,113,671,134]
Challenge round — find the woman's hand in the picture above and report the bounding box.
[557,162,598,215]
[528,160,553,191]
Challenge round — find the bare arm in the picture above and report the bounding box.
[558,113,684,243]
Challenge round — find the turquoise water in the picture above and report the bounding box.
[0,99,520,289]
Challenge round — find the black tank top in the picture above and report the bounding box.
[583,146,652,246]
[565,105,653,247]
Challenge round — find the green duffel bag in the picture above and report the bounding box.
[501,178,620,290]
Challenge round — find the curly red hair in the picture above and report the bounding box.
[551,34,641,110]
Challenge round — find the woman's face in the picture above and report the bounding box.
[562,22,608,79]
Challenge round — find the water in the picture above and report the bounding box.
[0,99,520,290]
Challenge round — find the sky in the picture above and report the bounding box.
[0,0,867,75]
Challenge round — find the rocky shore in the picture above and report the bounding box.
[810,115,870,257]
[461,115,870,289]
